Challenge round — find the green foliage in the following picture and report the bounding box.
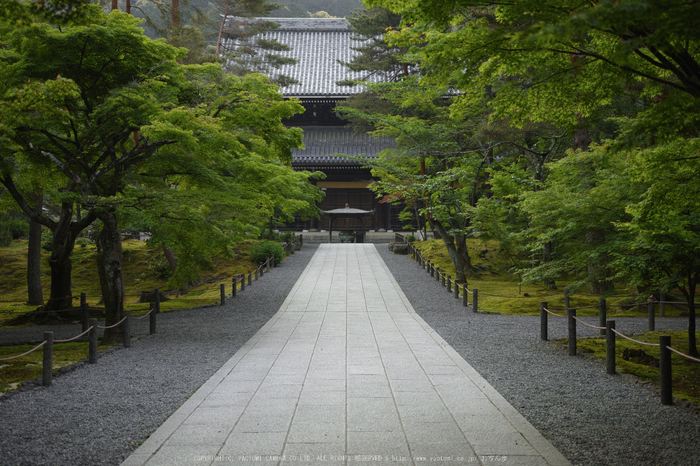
[0,226,11,246]
[0,213,28,239]
[279,230,295,242]
[147,253,173,279]
[249,240,285,264]
[270,0,363,18]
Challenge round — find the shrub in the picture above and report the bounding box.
[0,216,28,239]
[148,254,173,279]
[0,226,12,247]
[249,240,286,265]
[279,230,295,243]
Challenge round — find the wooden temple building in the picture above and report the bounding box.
[220,18,407,233]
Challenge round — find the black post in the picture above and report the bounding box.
[89,318,98,363]
[81,293,88,332]
[462,284,468,307]
[220,284,226,306]
[442,272,446,288]
[436,268,440,282]
[648,301,656,331]
[271,255,275,268]
[248,271,252,286]
[599,298,607,336]
[232,277,237,297]
[564,293,571,311]
[568,307,577,356]
[149,303,156,335]
[123,311,131,348]
[660,291,666,317]
[540,301,548,341]
[606,320,616,375]
[255,268,259,281]
[241,275,245,291]
[155,288,161,314]
[472,289,478,313]
[454,280,459,299]
[430,263,435,277]
[447,276,452,293]
[660,335,673,405]
[42,331,53,387]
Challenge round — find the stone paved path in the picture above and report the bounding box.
[123,244,570,466]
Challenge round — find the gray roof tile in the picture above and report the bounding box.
[220,17,380,96]
[292,126,394,167]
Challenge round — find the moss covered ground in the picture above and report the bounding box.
[412,239,700,405]
[0,238,271,393]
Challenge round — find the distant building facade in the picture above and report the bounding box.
[220,17,408,232]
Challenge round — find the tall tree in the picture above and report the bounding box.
[0,9,317,339]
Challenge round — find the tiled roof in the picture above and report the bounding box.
[220,17,378,97]
[292,127,394,168]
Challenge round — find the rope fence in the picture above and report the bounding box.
[399,234,700,407]
[0,234,302,392]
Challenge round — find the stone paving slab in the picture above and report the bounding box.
[122,244,570,466]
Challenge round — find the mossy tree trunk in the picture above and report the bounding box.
[432,220,472,285]
[26,192,44,306]
[96,210,125,344]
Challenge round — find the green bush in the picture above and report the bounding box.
[148,254,173,279]
[0,216,29,239]
[0,226,12,247]
[249,240,286,265]
[279,230,295,243]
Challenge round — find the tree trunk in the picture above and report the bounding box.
[172,0,180,29]
[543,241,556,289]
[586,229,613,294]
[26,192,44,306]
[432,220,472,284]
[96,211,125,344]
[687,272,698,357]
[45,206,79,313]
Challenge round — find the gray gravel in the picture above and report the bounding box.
[378,247,700,466]
[0,245,320,466]
[1,244,699,466]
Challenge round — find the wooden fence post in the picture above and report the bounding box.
[540,301,548,341]
[447,275,452,293]
[42,331,53,387]
[81,293,88,332]
[220,284,226,306]
[568,307,577,356]
[123,311,131,348]
[599,298,607,336]
[659,291,666,317]
[89,319,98,363]
[606,320,616,375]
[462,284,468,307]
[472,289,478,313]
[149,303,156,335]
[155,288,161,314]
[648,300,656,331]
[660,335,672,405]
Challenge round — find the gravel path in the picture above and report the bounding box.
[377,247,700,466]
[0,246,320,466]
[0,244,699,466]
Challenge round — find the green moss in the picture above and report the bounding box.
[411,239,672,317]
[0,341,114,394]
[0,239,266,325]
[574,331,700,405]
